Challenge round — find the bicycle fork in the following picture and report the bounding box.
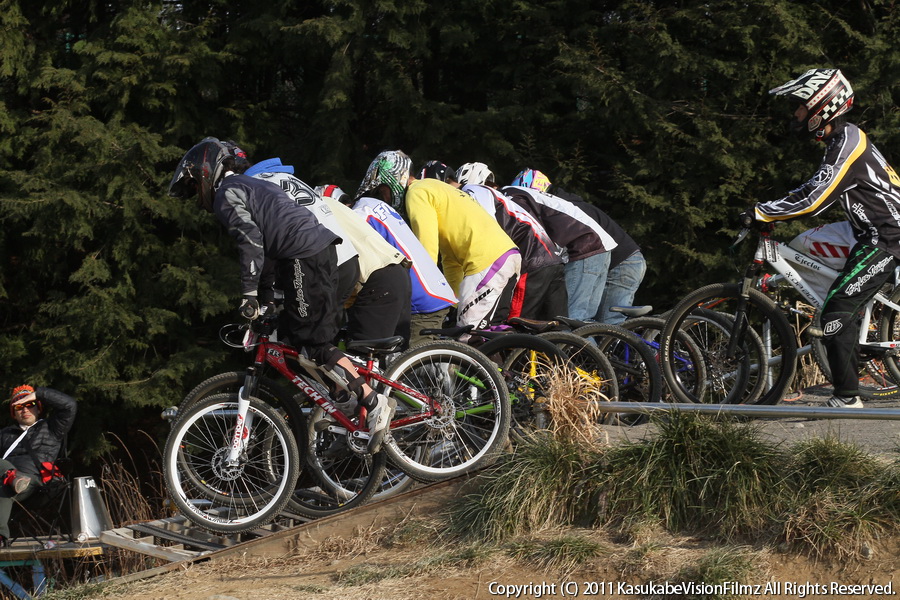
[225,367,259,466]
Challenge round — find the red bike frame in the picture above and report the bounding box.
[243,326,437,435]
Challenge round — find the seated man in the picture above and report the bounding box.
[0,385,77,545]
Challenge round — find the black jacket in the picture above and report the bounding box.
[0,387,77,478]
[501,186,617,261]
[549,186,641,270]
[214,175,340,296]
[755,122,900,259]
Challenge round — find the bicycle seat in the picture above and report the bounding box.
[554,316,590,329]
[506,317,567,334]
[345,336,405,355]
[611,305,654,317]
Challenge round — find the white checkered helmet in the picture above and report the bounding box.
[455,162,495,186]
[769,68,854,140]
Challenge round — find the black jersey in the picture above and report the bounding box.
[754,122,900,258]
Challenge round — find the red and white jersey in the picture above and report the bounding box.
[787,221,855,271]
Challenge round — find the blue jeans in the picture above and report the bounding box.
[564,252,611,321]
[596,251,647,325]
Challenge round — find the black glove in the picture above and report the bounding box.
[239,296,260,320]
[737,209,756,228]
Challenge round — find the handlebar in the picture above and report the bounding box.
[730,221,776,250]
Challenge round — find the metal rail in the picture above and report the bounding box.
[597,401,900,420]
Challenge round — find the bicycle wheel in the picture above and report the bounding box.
[681,308,769,404]
[534,331,620,401]
[879,285,900,387]
[813,302,900,399]
[620,316,707,402]
[164,393,300,533]
[294,406,389,517]
[573,323,663,425]
[478,333,568,439]
[381,340,511,482]
[179,371,390,518]
[660,284,797,405]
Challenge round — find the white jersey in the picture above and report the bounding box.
[788,221,856,271]
[248,166,359,266]
[787,221,856,300]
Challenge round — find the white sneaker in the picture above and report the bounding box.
[825,395,864,408]
[365,394,396,454]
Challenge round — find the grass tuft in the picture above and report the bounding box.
[777,436,899,558]
[507,534,609,574]
[676,546,763,600]
[599,411,787,538]
[542,363,608,445]
[447,434,601,542]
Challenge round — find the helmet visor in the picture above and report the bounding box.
[168,158,198,199]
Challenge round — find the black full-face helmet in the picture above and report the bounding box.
[420,160,456,183]
[769,68,854,141]
[168,137,234,212]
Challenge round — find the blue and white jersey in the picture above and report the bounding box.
[353,196,457,314]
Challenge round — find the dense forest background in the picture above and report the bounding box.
[1,0,898,457]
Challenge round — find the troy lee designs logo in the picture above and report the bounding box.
[846,255,895,295]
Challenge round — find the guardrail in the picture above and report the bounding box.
[597,402,900,420]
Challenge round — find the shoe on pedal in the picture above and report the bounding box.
[825,395,864,409]
[365,393,396,454]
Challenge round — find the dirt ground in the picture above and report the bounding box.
[94,528,900,600]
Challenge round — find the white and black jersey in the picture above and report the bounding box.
[755,122,900,258]
[501,186,617,261]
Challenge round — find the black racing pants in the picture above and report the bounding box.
[347,263,412,347]
[510,263,568,321]
[821,243,898,397]
[275,246,341,347]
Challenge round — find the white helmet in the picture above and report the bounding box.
[769,68,854,140]
[455,162,495,187]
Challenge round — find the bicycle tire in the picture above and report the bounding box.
[619,316,707,402]
[478,333,569,440]
[682,308,769,404]
[572,322,664,425]
[296,406,389,517]
[177,371,391,518]
[381,340,511,482]
[879,285,900,388]
[660,284,797,405]
[813,304,900,399]
[163,393,300,533]
[534,331,620,401]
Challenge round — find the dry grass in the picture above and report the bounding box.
[792,301,828,390]
[542,363,608,446]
